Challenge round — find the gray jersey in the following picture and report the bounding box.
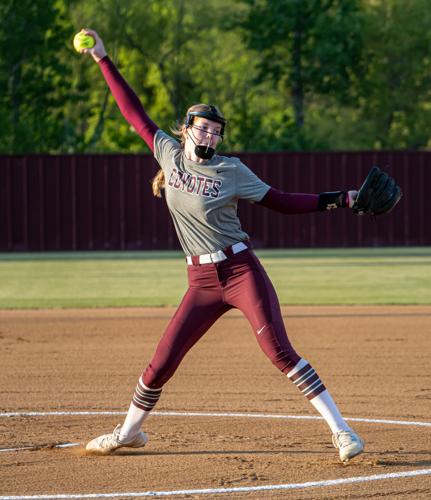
[154,130,270,255]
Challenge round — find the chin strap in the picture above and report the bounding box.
[187,128,216,160]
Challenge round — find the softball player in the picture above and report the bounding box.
[80,29,364,462]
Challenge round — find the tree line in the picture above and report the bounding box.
[1,0,431,154]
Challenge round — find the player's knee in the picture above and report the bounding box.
[257,323,301,374]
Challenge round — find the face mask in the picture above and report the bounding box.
[194,144,215,160]
[187,129,216,160]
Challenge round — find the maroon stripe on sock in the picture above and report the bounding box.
[135,386,161,399]
[132,399,153,411]
[132,394,159,410]
[288,364,312,381]
[305,379,323,394]
[133,394,158,405]
[297,372,319,391]
[135,394,160,402]
[132,400,156,411]
[305,384,326,400]
[132,381,162,412]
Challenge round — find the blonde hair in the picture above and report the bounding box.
[151,104,225,198]
[152,168,165,198]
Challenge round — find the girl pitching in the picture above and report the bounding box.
[78,29,364,462]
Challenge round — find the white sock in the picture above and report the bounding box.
[287,358,350,434]
[309,390,350,434]
[119,402,150,442]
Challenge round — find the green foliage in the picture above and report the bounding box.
[73,0,258,153]
[357,0,431,149]
[1,0,431,152]
[0,0,75,152]
[236,0,365,150]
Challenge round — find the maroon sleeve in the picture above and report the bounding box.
[97,56,159,152]
[257,187,319,214]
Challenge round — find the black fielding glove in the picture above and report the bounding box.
[352,166,402,216]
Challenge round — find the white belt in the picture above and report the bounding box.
[186,242,248,265]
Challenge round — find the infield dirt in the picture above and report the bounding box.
[1,306,430,498]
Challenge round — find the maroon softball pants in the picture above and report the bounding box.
[142,249,300,388]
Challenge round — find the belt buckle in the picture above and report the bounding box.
[199,254,212,264]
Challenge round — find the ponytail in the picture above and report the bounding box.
[152,168,165,198]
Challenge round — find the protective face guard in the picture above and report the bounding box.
[185,107,227,160]
[191,124,223,138]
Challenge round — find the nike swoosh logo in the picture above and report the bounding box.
[257,325,267,335]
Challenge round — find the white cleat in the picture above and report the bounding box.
[332,429,364,463]
[85,424,148,455]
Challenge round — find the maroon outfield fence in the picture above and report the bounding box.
[0,151,429,251]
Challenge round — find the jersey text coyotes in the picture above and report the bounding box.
[168,167,222,198]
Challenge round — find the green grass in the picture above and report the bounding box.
[0,247,430,309]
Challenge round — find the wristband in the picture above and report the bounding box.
[317,191,347,211]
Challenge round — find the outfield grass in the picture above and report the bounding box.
[0,247,429,309]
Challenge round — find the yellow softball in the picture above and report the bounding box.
[73,32,95,52]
